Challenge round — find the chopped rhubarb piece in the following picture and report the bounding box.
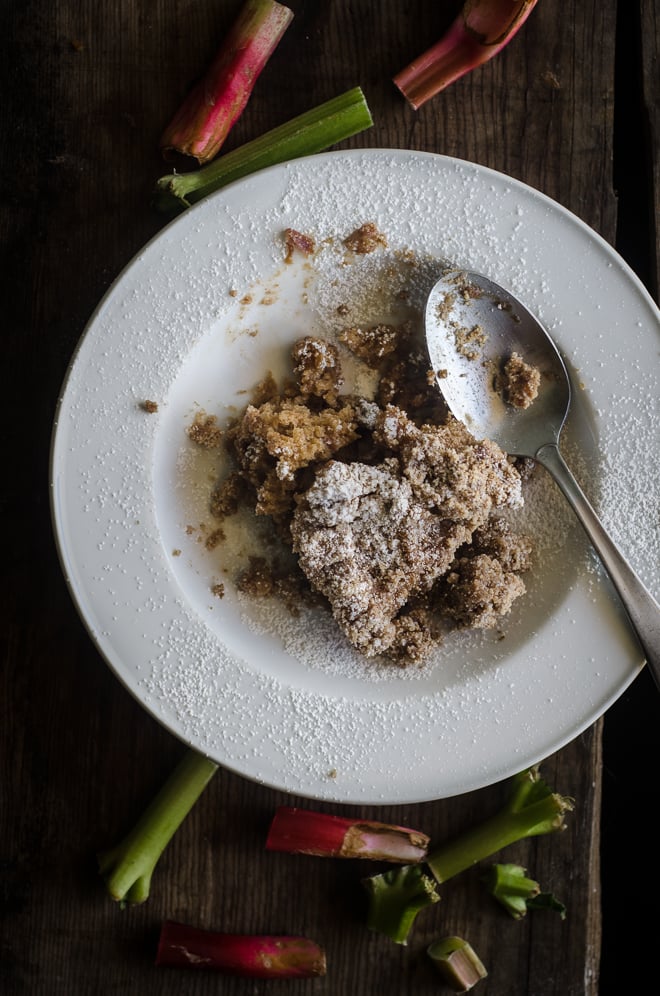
[156,921,326,978]
[160,0,294,163]
[483,863,567,919]
[266,806,429,863]
[427,936,488,992]
[394,0,539,110]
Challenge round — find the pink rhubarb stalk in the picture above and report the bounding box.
[156,921,326,978]
[266,806,430,863]
[160,0,294,163]
[394,0,539,110]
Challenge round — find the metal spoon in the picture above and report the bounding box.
[425,268,660,687]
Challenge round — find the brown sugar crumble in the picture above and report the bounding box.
[205,527,225,551]
[452,322,487,360]
[498,351,541,409]
[291,336,344,404]
[141,400,159,413]
[343,222,388,255]
[186,411,223,449]
[338,322,410,368]
[194,285,534,663]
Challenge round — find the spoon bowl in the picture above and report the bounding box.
[425,270,570,457]
[425,267,660,688]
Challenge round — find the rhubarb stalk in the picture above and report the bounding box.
[427,936,488,992]
[156,921,327,978]
[266,806,430,862]
[160,0,294,163]
[98,750,218,905]
[154,86,373,212]
[394,0,540,110]
[364,767,573,943]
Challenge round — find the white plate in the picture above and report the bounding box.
[50,150,660,804]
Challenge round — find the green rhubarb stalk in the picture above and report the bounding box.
[98,750,218,905]
[363,767,573,943]
[426,767,572,883]
[154,86,373,212]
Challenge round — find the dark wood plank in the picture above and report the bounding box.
[0,1,628,993]
[640,0,659,297]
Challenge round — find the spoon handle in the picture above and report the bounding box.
[535,442,660,690]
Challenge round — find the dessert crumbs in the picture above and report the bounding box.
[497,351,542,409]
[205,527,225,551]
[284,227,316,263]
[343,221,388,255]
[338,322,411,368]
[141,399,159,413]
[452,322,487,360]
[187,233,536,665]
[186,410,223,448]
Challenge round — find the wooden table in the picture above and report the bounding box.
[2,2,658,993]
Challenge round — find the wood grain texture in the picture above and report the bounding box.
[0,1,640,993]
[640,0,659,297]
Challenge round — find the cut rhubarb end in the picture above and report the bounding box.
[160,0,294,164]
[427,936,488,992]
[393,25,485,110]
[266,806,429,862]
[394,0,539,110]
[156,921,326,978]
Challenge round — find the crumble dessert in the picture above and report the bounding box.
[199,337,532,664]
[188,228,535,664]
